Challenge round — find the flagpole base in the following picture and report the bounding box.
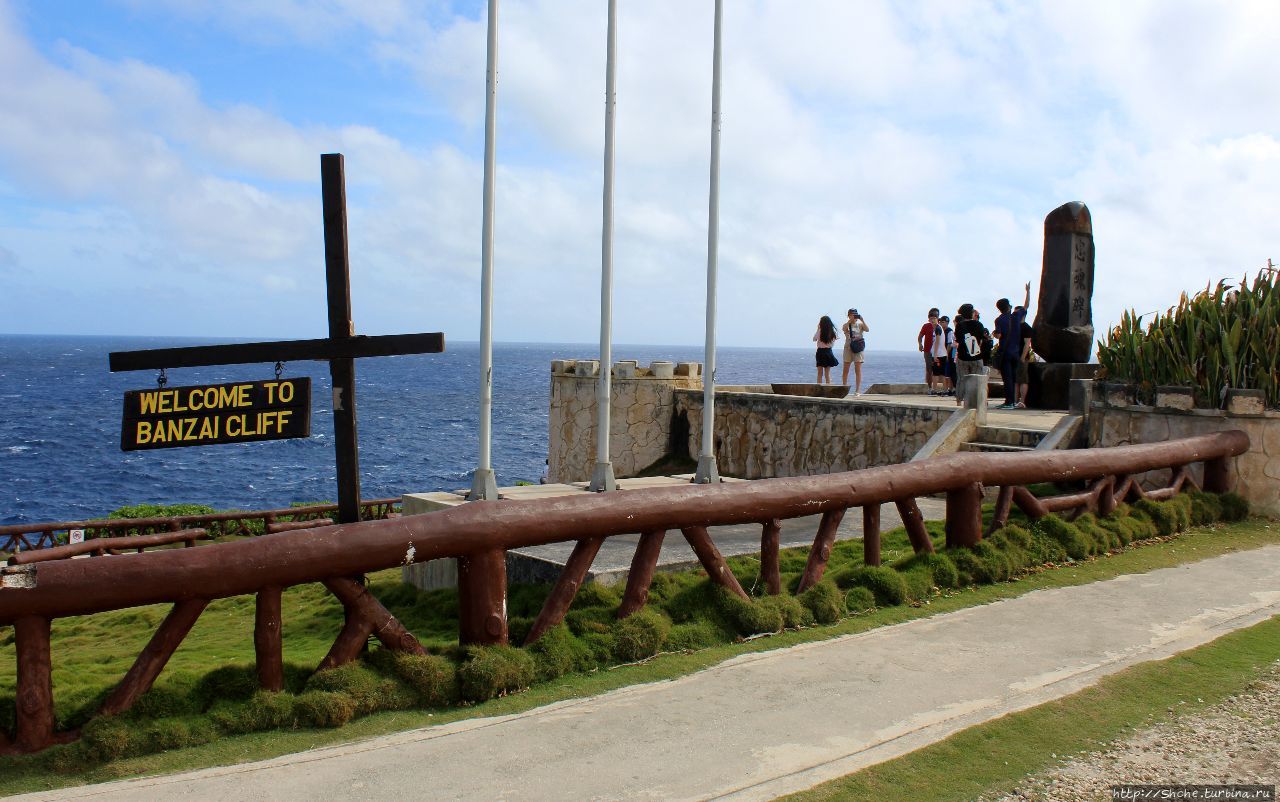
[588,461,617,492]
[693,455,720,484]
[467,468,499,501]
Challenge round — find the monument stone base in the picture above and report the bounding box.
[1028,362,1100,410]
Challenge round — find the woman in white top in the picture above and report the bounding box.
[813,315,839,384]
[841,308,870,394]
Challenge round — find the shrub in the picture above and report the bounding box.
[984,532,1031,573]
[612,609,672,661]
[757,594,814,628]
[845,587,876,613]
[578,632,617,666]
[970,542,1011,582]
[666,621,723,651]
[1220,492,1250,522]
[1072,513,1117,553]
[126,679,201,720]
[713,588,783,636]
[842,566,907,606]
[106,503,217,520]
[1166,494,1193,531]
[506,616,535,646]
[664,580,720,624]
[1033,515,1089,560]
[457,645,537,703]
[294,690,357,728]
[799,581,846,624]
[507,583,553,618]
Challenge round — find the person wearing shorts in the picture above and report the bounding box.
[953,303,987,406]
[841,308,870,394]
[918,308,939,389]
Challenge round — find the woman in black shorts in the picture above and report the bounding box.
[813,315,839,384]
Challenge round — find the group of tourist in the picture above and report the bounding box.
[812,309,870,394]
[918,282,1035,409]
[810,285,1035,409]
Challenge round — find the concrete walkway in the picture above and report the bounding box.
[22,546,1280,802]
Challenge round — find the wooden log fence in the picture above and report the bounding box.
[0,431,1249,754]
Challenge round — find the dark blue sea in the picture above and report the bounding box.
[0,335,923,525]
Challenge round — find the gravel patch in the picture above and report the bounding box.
[986,660,1280,801]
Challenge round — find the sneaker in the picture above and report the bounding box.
[1014,401,1027,409]
[999,403,1016,410]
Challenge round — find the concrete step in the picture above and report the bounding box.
[974,425,1047,448]
[959,441,1035,454]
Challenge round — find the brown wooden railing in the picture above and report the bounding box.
[0,432,1249,754]
[0,499,401,555]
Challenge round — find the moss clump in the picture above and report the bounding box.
[891,552,960,590]
[294,690,357,728]
[569,582,621,610]
[1033,515,1090,560]
[666,621,723,651]
[192,664,257,711]
[564,606,615,636]
[841,566,908,606]
[208,690,298,734]
[367,650,456,706]
[969,541,1012,582]
[714,588,783,636]
[305,661,416,715]
[1188,490,1224,525]
[457,645,537,703]
[1134,499,1179,536]
[949,549,983,585]
[799,581,846,624]
[612,609,672,661]
[845,587,876,613]
[525,625,591,681]
[1220,492,1250,522]
[757,594,814,628]
[900,569,935,602]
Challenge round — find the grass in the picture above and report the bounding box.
[0,501,1273,795]
[783,612,1280,802]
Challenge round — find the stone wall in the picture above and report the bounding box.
[673,390,953,478]
[1089,401,1280,518]
[548,359,702,483]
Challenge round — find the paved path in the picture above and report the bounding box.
[23,546,1280,802]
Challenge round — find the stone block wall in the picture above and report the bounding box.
[673,390,953,478]
[1088,402,1280,517]
[548,360,702,483]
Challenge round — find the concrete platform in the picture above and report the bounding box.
[402,475,946,588]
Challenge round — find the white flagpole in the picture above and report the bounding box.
[694,0,723,484]
[589,0,620,492]
[470,0,500,501]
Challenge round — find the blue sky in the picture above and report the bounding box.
[0,0,1276,351]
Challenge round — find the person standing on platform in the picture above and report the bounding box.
[939,315,956,397]
[993,283,1031,409]
[813,315,839,385]
[1016,315,1035,409]
[841,308,870,394]
[918,308,940,390]
[954,304,986,406]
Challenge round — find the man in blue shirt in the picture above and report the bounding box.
[993,282,1031,409]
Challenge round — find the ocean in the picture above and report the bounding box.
[0,335,924,525]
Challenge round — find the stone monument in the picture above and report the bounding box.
[1028,202,1100,408]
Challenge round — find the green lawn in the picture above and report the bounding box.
[0,514,1275,795]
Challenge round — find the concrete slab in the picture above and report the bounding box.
[507,498,947,585]
[37,546,1280,802]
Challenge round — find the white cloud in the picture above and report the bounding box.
[0,0,1276,351]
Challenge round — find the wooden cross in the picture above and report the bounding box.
[109,153,445,524]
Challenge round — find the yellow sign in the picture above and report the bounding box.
[121,379,311,451]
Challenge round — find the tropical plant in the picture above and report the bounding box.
[1097,266,1279,408]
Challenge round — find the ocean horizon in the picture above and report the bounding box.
[0,334,926,525]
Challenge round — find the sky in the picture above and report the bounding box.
[0,0,1276,352]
